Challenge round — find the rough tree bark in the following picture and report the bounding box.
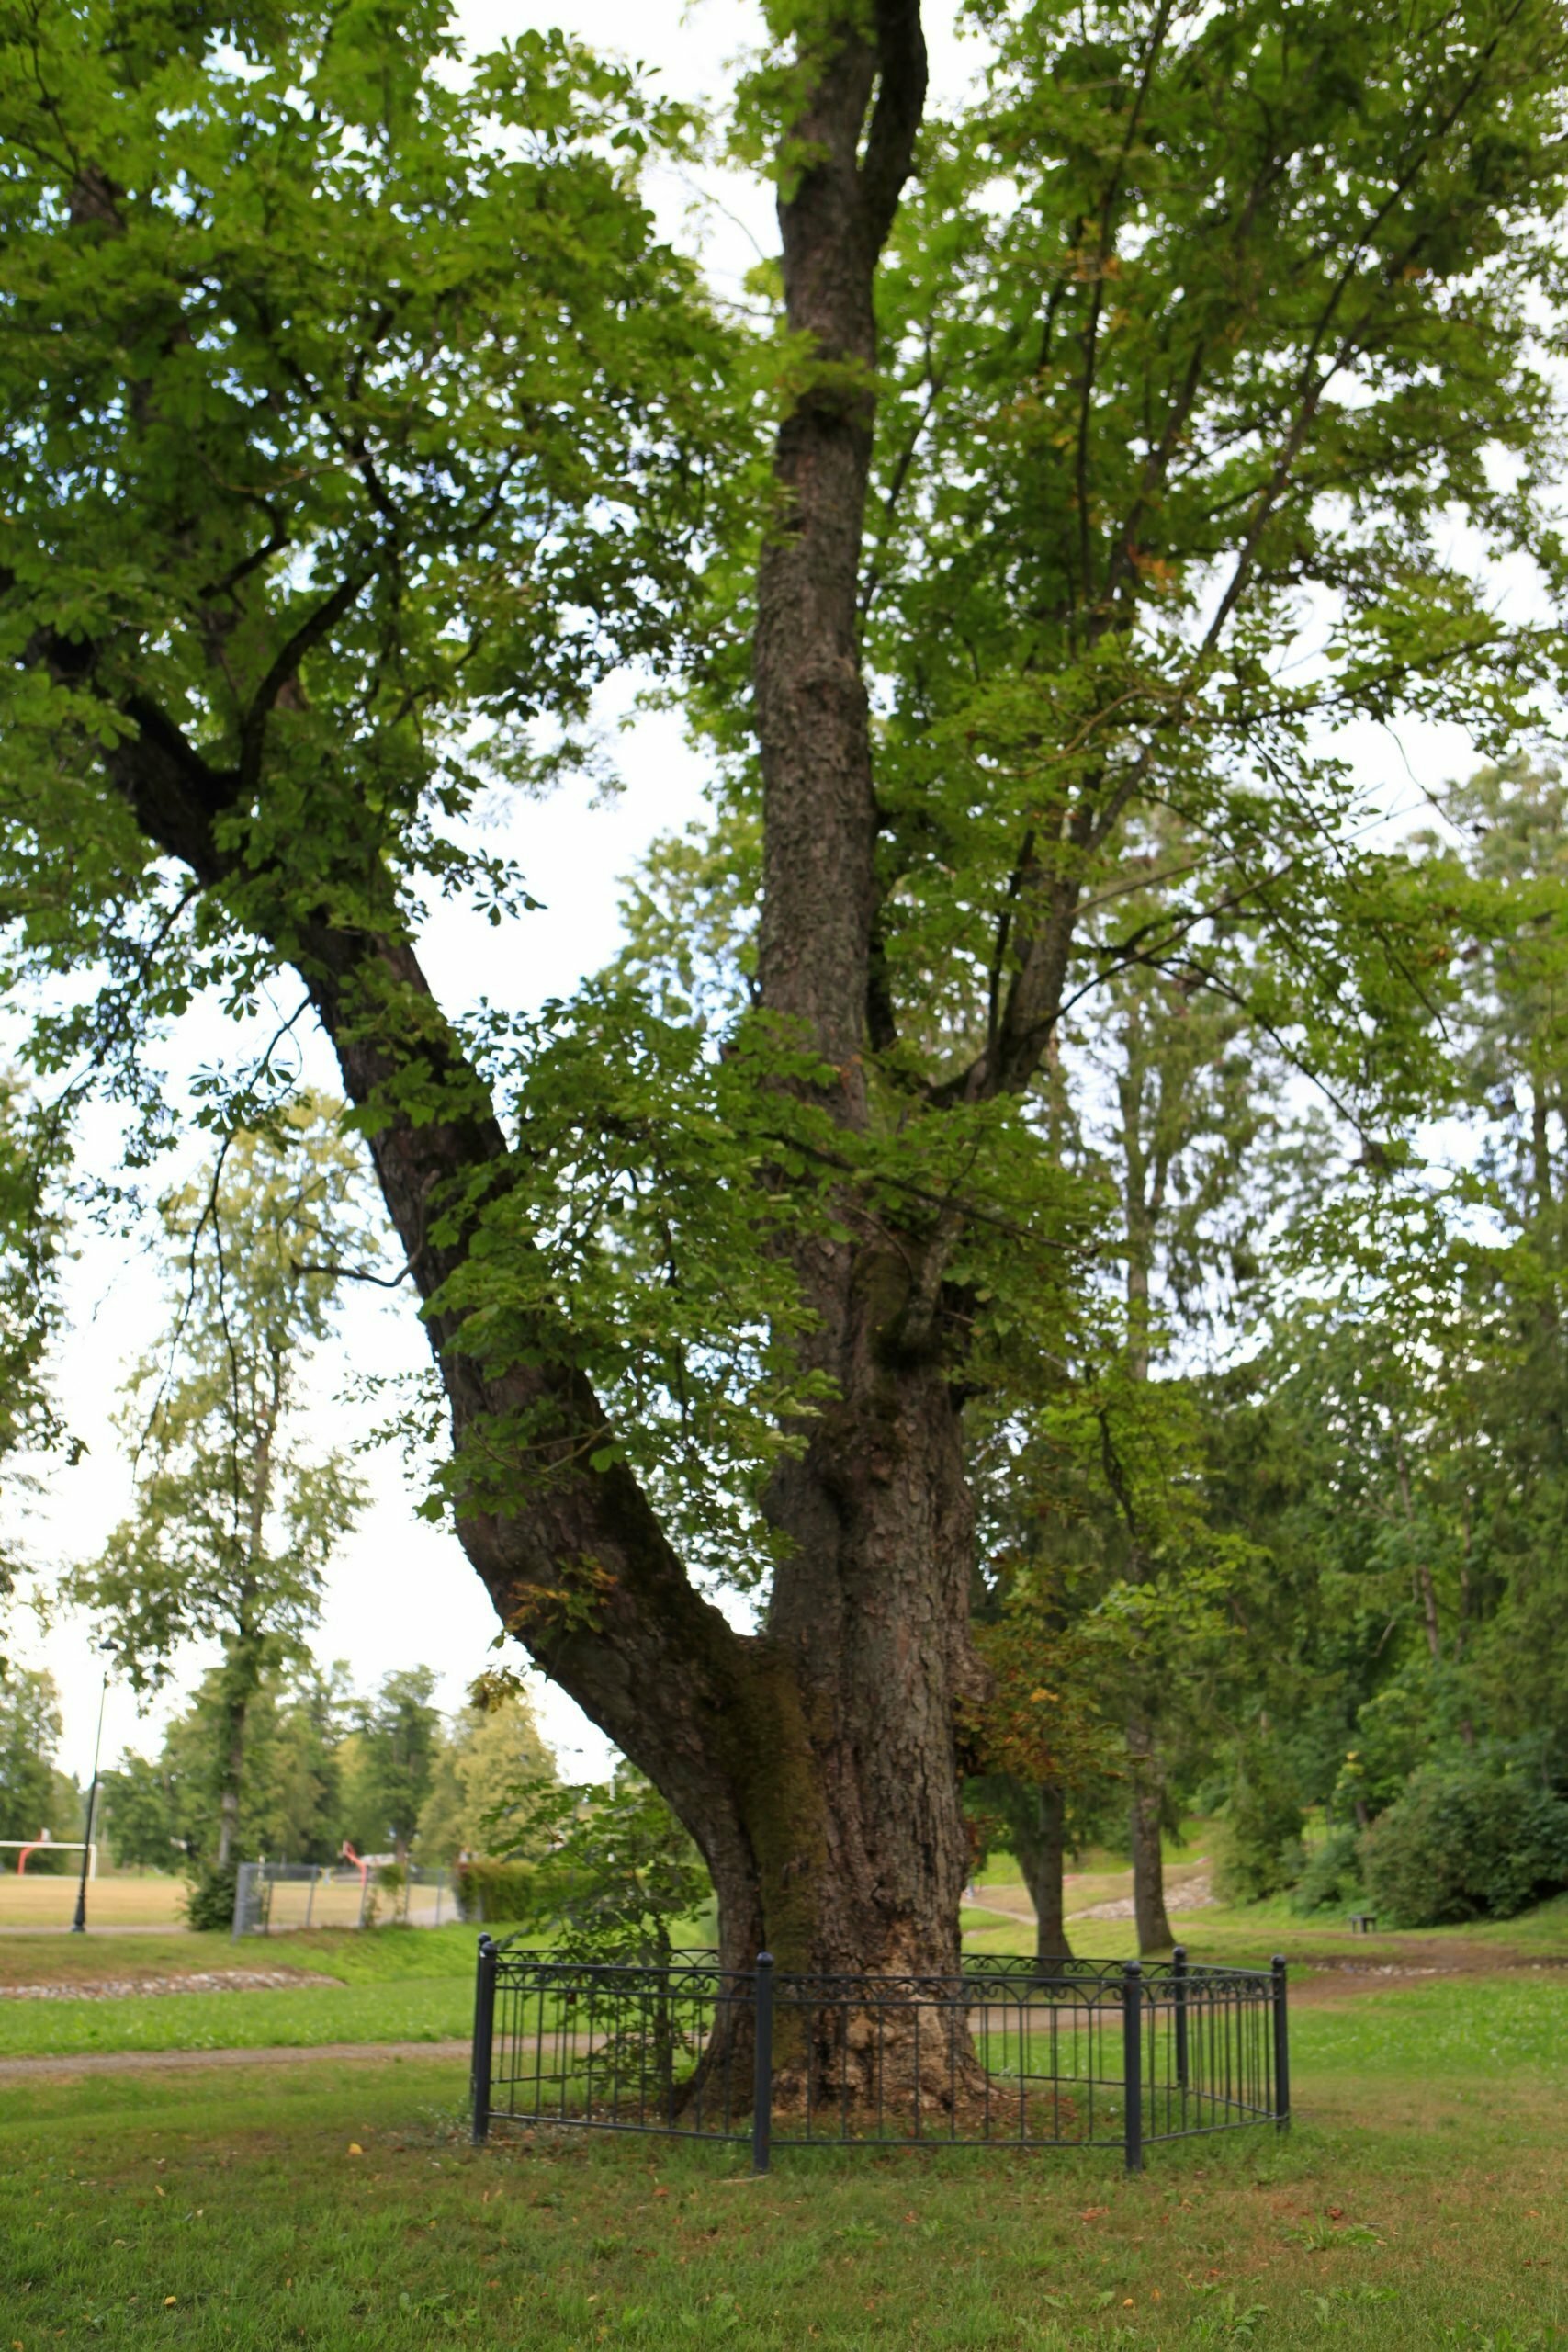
[747,0,983,1993]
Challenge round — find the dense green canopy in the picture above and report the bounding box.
[2,0,1568,1965]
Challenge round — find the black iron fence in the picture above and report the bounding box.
[469,1942,1288,2172]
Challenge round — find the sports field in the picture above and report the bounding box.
[0,1871,188,1930]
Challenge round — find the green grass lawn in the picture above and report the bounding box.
[3,1900,1566,2346]
[0,1973,472,2057]
[0,1919,486,1992]
[0,1924,486,2057]
[2,1968,1565,2349]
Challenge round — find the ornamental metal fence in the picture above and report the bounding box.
[468,1942,1288,2173]
[232,1860,457,1937]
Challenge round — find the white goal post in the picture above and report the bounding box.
[0,1838,98,1876]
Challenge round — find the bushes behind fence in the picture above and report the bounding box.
[456,1859,536,1924]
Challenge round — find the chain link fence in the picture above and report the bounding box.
[232,1860,457,1937]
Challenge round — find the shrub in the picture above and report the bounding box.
[1215,1744,1305,1904]
[456,1860,536,1924]
[1359,1757,1568,1927]
[182,1861,237,1932]
[1290,1825,1363,1916]
[479,1764,711,1960]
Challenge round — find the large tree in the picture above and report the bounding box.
[3,0,1568,2043]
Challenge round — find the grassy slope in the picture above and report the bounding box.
[0,1976,472,2056]
[0,1921,486,1989]
[0,1925,487,2057]
[1,1974,1564,2348]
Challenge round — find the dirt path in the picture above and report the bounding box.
[0,2038,472,2083]
[973,1861,1218,1926]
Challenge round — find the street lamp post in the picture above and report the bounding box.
[70,1662,111,1936]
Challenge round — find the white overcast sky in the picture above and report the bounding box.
[5,0,1509,1799]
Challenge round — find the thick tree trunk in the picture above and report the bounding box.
[1012,1785,1073,1964]
[732,0,966,1991]
[1128,1718,1175,1956]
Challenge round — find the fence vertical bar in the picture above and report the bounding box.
[751,1951,774,2176]
[471,1935,498,2145]
[1122,1962,1143,2174]
[1271,1956,1290,2132]
[1171,1944,1189,2096]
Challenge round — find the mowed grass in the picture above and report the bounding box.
[0,1973,1564,2349]
[0,1919,487,1989]
[0,1974,472,2055]
[0,1924,487,2056]
[0,1871,188,1929]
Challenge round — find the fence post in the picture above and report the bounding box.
[1171,1943,1189,2095]
[751,1951,774,2177]
[230,1865,248,1941]
[1271,1956,1290,2132]
[304,1868,316,1932]
[1122,1962,1144,2174]
[471,1934,498,2145]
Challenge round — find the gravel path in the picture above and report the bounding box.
[0,2037,471,2082]
[0,1969,342,2001]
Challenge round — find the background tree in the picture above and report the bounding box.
[1088,935,1280,1951]
[2,0,1567,2007]
[98,1748,185,1874]
[964,1560,1121,1962]
[147,1657,354,1871]
[0,1667,78,1864]
[0,1076,73,1661]
[71,1102,370,1896]
[415,1686,554,1866]
[1162,759,1568,1920]
[339,1668,442,1864]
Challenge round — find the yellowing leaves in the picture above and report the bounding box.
[1126,546,1179,592]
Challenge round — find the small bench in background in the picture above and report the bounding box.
[1348,1912,1378,1935]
